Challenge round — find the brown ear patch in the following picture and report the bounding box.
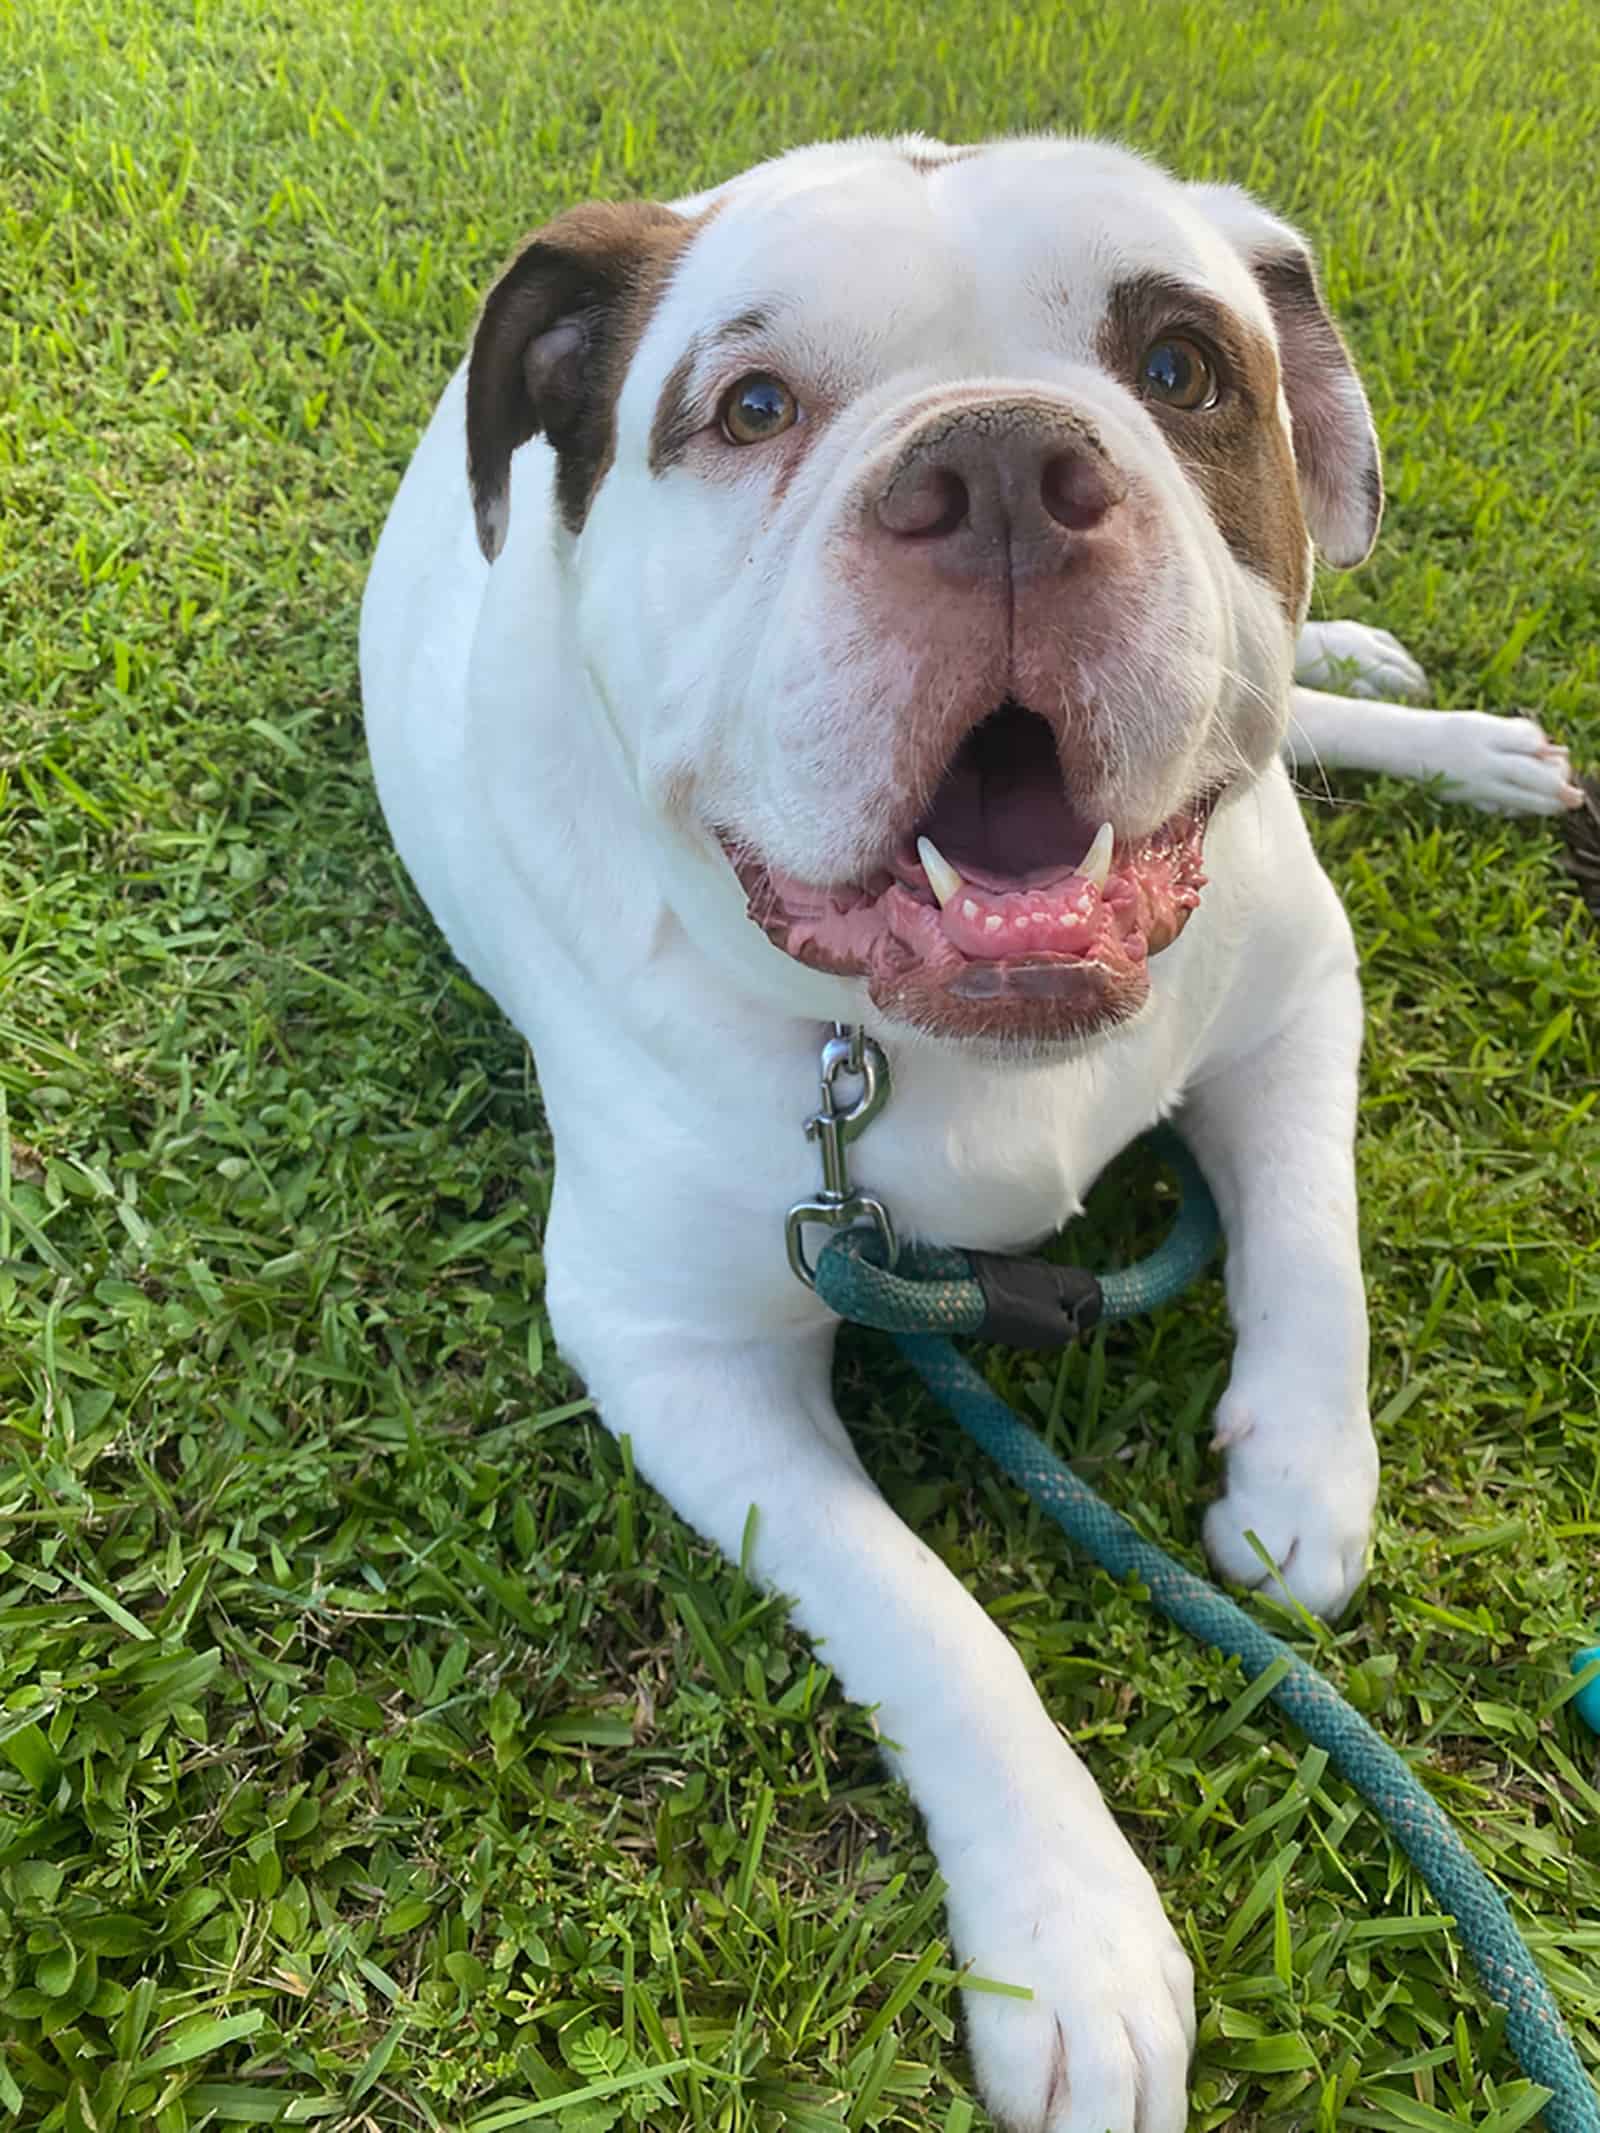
[1251,252,1381,565]
[1097,272,1310,621]
[466,199,698,555]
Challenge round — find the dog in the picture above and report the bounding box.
[360,135,1579,2133]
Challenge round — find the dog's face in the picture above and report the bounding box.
[467,138,1381,1049]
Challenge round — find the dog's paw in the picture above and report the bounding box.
[1296,619,1429,700]
[1424,710,1584,817]
[1204,1392,1378,1620]
[949,1813,1194,2132]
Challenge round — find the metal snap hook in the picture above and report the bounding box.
[785,1026,898,1287]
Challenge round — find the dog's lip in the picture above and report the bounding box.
[712,689,1221,1037]
[945,955,1121,1001]
[716,784,1216,988]
[720,781,1221,899]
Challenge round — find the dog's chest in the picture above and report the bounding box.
[834,1037,1183,1254]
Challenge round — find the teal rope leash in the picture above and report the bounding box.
[813,1144,1598,2133]
[814,1129,1222,1338]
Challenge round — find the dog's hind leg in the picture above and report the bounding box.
[1288,617,1581,815]
[1290,620,1582,815]
[1286,684,1582,815]
[1295,619,1431,702]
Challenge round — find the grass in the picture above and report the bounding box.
[1,0,1598,2125]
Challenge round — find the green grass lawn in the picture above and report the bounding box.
[3,0,1600,2126]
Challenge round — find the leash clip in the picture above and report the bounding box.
[786,1024,898,1287]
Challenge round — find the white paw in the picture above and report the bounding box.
[1425,710,1584,817]
[1296,618,1429,700]
[1204,1391,1379,1620]
[948,1802,1194,2132]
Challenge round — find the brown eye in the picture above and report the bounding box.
[1139,336,1218,411]
[720,373,798,445]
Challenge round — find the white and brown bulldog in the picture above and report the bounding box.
[361,136,1578,2133]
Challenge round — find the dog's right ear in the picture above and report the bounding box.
[1187,184,1382,569]
[466,200,691,560]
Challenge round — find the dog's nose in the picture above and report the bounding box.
[872,403,1124,568]
[1040,448,1119,532]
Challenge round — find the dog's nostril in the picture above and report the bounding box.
[1041,451,1118,533]
[877,466,970,540]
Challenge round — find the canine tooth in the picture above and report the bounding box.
[917,834,964,910]
[1080,820,1115,891]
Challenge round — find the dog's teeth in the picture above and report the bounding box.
[1080,820,1115,891]
[917,835,964,909]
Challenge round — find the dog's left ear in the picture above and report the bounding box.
[466,199,691,560]
[1188,185,1382,569]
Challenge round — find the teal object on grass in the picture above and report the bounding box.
[1570,1645,1600,1736]
[813,1139,1600,2133]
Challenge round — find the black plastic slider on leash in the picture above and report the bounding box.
[967,1253,1104,1348]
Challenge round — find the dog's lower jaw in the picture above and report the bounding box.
[864,936,1148,1046]
[724,798,1211,1044]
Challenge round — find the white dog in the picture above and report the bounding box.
[361,136,1578,2133]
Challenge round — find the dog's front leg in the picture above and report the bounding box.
[1178,957,1380,1619]
[568,1321,1193,2132]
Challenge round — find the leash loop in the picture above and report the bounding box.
[811,1127,1220,1343]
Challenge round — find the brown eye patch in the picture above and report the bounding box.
[649,307,787,475]
[1099,272,1309,620]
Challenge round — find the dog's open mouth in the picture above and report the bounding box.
[723,701,1215,1038]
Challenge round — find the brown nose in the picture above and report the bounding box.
[872,403,1125,568]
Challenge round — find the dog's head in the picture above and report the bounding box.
[466,137,1380,1050]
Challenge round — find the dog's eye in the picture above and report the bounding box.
[720,373,799,446]
[1139,337,1218,411]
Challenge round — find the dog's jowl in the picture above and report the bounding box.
[360,135,1562,2133]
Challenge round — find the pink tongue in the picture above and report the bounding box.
[939,875,1103,960]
